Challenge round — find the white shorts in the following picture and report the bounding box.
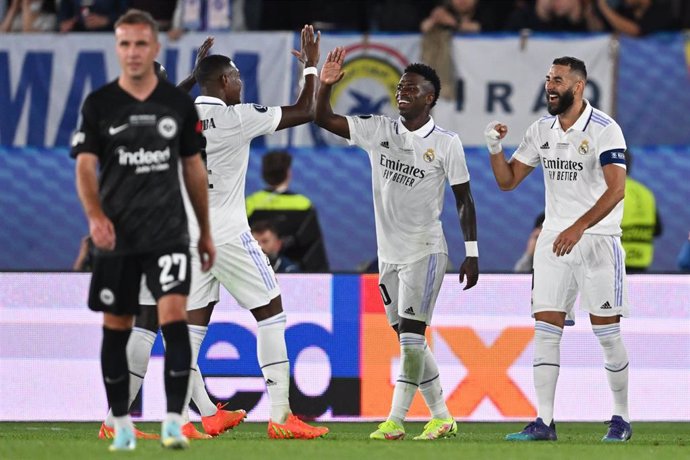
[139,231,280,310]
[379,253,447,326]
[532,230,629,319]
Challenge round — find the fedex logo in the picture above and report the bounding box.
[360,275,536,418]
[150,276,361,418]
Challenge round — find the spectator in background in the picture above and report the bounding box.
[420,0,501,99]
[677,232,690,272]
[506,0,600,32]
[1,0,56,32]
[251,220,300,273]
[246,151,313,215]
[246,150,329,272]
[595,0,679,36]
[128,0,176,31]
[59,0,127,32]
[421,0,501,34]
[621,150,662,273]
[168,0,260,40]
[514,212,545,273]
[371,0,433,32]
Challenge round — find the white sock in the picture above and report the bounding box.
[533,321,562,426]
[105,327,156,427]
[187,325,217,417]
[593,323,629,422]
[164,412,185,426]
[420,342,451,420]
[389,333,426,425]
[113,414,133,432]
[257,312,290,424]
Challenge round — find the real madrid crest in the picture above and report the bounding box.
[578,139,589,155]
[423,148,435,163]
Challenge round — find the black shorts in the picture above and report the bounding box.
[88,244,191,315]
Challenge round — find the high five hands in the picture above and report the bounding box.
[291,24,321,67]
[320,47,346,85]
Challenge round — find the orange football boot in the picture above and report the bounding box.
[201,402,247,436]
[181,422,212,439]
[98,422,160,440]
[267,414,329,439]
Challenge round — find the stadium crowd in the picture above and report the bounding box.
[1,0,688,35]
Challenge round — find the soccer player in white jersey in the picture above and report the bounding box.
[485,56,631,442]
[315,47,480,441]
[179,25,326,439]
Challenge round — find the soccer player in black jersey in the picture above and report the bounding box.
[71,9,214,451]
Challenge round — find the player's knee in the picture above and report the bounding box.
[134,305,159,332]
[398,317,426,335]
[251,296,284,322]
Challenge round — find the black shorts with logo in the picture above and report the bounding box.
[88,244,191,315]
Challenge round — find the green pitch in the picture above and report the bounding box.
[0,422,687,460]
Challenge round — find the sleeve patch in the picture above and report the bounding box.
[600,149,626,166]
[71,131,85,147]
[252,104,268,113]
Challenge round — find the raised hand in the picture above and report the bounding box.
[195,36,214,67]
[484,120,507,154]
[320,47,346,86]
[291,24,321,67]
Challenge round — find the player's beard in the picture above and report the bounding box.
[546,86,575,116]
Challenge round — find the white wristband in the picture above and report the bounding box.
[488,141,503,155]
[465,241,478,257]
[303,67,318,77]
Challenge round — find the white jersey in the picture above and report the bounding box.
[187,96,281,245]
[512,100,626,236]
[346,115,470,264]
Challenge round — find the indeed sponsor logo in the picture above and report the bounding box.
[117,146,171,166]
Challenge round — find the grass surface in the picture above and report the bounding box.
[0,421,688,460]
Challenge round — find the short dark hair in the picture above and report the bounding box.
[250,219,278,236]
[552,56,587,80]
[114,9,159,37]
[261,150,292,187]
[194,54,235,87]
[404,63,441,107]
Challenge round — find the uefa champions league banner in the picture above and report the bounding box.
[0,32,294,147]
[1,273,689,422]
[438,34,614,146]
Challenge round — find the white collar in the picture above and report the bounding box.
[396,116,435,138]
[552,99,593,132]
[194,95,227,106]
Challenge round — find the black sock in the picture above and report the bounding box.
[161,321,191,414]
[101,327,131,417]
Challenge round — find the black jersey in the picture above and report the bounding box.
[71,79,204,255]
